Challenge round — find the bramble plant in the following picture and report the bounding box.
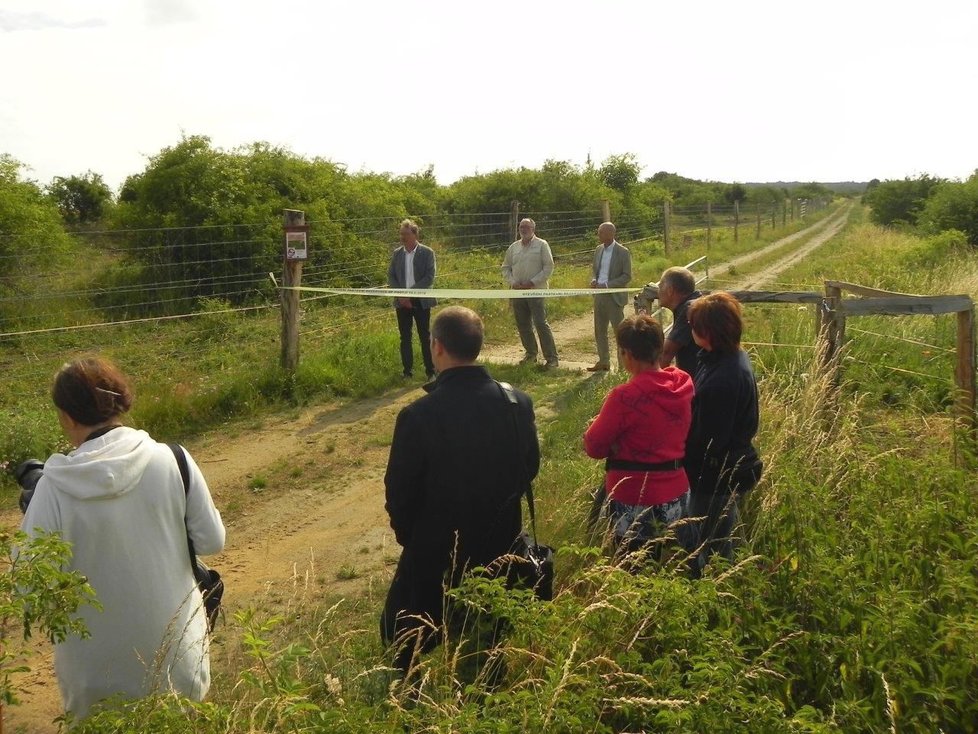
[1,530,98,713]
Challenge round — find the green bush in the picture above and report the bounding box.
[1,530,99,712]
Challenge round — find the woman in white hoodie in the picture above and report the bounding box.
[20,356,226,720]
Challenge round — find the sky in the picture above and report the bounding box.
[2,0,977,191]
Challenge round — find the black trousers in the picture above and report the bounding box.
[381,566,508,681]
[396,303,434,376]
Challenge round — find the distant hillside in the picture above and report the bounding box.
[746,181,869,195]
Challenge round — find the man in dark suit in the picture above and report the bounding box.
[381,306,539,676]
[387,219,436,379]
[589,221,632,371]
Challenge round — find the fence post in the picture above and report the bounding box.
[782,199,787,227]
[601,199,611,222]
[790,198,795,222]
[706,201,712,251]
[821,283,845,372]
[281,209,305,371]
[771,206,777,229]
[509,201,520,240]
[955,304,977,453]
[755,206,761,239]
[663,201,671,255]
[734,200,740,243]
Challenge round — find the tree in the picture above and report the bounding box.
[725,183,748,204]
[919,173,978,245]
[0,155,72,278]
[47,171,114,224]
[599,153,641,192]
[863,175,943,227]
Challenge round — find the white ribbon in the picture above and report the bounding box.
[282,286,637,299]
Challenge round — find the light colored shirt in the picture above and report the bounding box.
[501,236,555,288]
[597,241,616,286]
[404,248,416,289]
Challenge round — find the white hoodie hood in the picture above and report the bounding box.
[40,427,155,502]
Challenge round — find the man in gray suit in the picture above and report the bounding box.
[589,221,632,371]
[388,219,436,379]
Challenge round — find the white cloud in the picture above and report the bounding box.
[0,10,105,32]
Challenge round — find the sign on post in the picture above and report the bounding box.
[285,226,309,260]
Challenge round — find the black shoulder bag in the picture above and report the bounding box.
[169,444,225,632]
[497,381,555,601]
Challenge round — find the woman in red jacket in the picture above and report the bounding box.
[584,314,695,563]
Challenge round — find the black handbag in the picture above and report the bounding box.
[169,444,225,632]
[508,511,555,601]
[497,382,555,601]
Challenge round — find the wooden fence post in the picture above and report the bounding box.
[790,198,795,222]
[706,201,712,251]
[755,206,761,239]
[734,200,740,243]
[509,201,520,240]
[663,201,671,255]
[955,305,977,451]
[281,209,305,371]
[821,283,844,371]
[601,199,611,222]
[782,200,787,227]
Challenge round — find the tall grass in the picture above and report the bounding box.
[22,203,978,732]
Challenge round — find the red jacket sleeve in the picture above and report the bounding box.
[583,389,624,459]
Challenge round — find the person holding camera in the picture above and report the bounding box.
[685,292,762,571]
[584,314,695,564]
[655,266,702,375]
[18,356,225,720]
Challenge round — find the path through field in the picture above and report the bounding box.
[2,205,850,733]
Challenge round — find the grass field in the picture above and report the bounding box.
[9,204,978,732]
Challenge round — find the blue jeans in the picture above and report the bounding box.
[607,490,695,564]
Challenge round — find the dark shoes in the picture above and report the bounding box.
[543,360,559,370]
[587,363,610,372]
[519,355,538,365]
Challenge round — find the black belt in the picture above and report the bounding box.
[605,457,684,472]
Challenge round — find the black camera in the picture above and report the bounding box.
[12,459,44,513]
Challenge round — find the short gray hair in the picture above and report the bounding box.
[660,266,695,295]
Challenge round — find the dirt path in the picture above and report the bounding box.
[2,206,849,732]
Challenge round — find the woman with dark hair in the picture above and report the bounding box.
[584,315,694,561]
[20,356,225,720]
[685,292,762,570]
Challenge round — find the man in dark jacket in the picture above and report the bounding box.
[381,306,539,675]
[387,218,437,379]
[656,266,702,375]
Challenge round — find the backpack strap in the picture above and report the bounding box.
[168,443,203,581]
[496,381,540,547]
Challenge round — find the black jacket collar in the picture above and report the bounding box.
[423,365,490,393]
